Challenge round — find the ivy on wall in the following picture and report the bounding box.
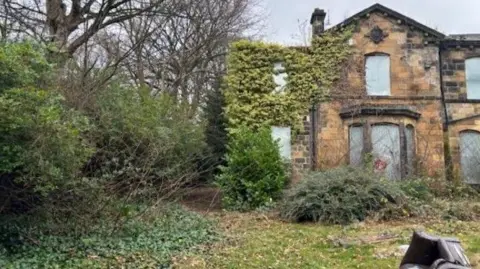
[224,30,352,134]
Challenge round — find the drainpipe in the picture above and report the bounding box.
[438,42,453,180]
[310,103,318,171]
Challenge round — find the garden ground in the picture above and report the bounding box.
[176,188,480,269]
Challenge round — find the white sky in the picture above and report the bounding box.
[262,0,480,45]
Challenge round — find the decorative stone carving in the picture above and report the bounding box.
[366,26,389,44]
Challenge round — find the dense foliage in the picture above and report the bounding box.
[0,88,92,197]
[202,80,228,181]
[216,126,287,210]
[0,43,92,212]
[0,42,218,268]
[0,43,51,93]
[280,167,410,224]
[87,85,206,197]
[224,32,351,134]
[0,206,217,268]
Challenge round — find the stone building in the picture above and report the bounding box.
[285,4,480,184]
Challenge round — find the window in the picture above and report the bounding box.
[349,125,364,166]
[405,125,415,177]
[348,123,414,180]
[371,124,401,180]
[272,62,287,93]
[466,58,480,99]
[365,54,391,96]
[459,131,480,184]
[271,126,291,160]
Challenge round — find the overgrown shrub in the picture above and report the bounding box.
[280,167,409,225]
[216,126,287,210]
[399,179,434,202]
[0,88,93,212]
[412,177,479,200]
[87,85,207,198]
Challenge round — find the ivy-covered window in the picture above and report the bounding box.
[466,58,480,99]
[365,54,391,96]
[272,62,287,93]
[271,126,291,160]
[459,130,480,184]
[348,123,414,180]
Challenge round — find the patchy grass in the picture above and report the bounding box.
[174,212,480,269]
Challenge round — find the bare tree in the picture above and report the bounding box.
[114,0,263,115]
[4,0,166,55]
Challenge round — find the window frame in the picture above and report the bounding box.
[365,52,391,96]
[348,122,415,180]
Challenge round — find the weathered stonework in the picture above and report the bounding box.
[295,3,480,182]
[291,117,312,171]
[441,47,480,179]
[314,11,445,177]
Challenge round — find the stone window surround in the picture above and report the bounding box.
[344,116,417,179]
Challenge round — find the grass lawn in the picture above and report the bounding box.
[174,212,480,269]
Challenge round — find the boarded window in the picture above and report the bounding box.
[349,125,364,166]
[348,123,415,180]
[460,131,480,184]
[271,126,291,160]
[273,62,287,93]
[366,55,391,96]
[406,125,415,176]
[371,125,401,180]
[466,58,480,99]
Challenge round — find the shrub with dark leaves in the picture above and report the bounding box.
[280,167,409,225]
[216,126,287,211]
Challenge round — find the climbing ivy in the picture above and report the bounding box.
[224,30,352,134]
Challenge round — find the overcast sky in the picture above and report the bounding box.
[262,0,480,45]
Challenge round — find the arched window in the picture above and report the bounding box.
[466,58,480,99]
[348,123,415,180]
[459,130,480,184]
[365,53,391,96]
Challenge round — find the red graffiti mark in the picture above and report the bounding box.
[374,158,388,171]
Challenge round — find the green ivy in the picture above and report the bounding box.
[224,31,352,134]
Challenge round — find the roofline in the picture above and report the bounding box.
[327,3,445,38]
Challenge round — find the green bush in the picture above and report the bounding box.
[0,88,93,202]
[280,167,409,225]
[0,204,217,268]
[216,126,287,210]
[88,85,206,197]
[0,42,51,93]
